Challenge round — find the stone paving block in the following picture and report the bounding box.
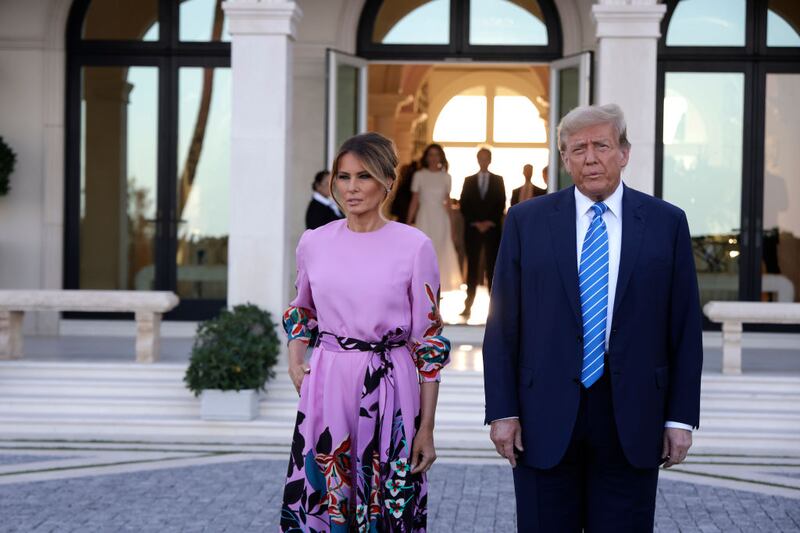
[0,458,797,531]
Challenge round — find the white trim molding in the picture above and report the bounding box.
[223,0,303,38]
[593,3,667,40]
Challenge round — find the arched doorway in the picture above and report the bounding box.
[346,0,583,325]
[429,73,550,200]
[64,0,231,320]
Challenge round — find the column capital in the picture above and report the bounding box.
[592,2,666,40]
[222,1,303,39]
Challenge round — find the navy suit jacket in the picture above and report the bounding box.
[482,184,703,469]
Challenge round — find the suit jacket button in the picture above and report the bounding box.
[576,335,583,342]
[572,377,580,384]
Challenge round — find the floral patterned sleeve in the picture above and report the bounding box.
[409,238,451,383]
[283,231,318,344]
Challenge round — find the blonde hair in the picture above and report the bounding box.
[329,132,398,212]
[558,103,630,152]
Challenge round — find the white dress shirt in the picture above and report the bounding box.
[493,183,692,432]
[575,182,622,350]
[478,172,489,198]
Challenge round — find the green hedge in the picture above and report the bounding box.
[0,136,16,196]
[184,304,281,396]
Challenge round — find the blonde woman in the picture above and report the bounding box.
[280,132,451,532]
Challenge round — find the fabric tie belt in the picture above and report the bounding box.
[315,328,408,378]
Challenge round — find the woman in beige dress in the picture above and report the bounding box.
[406,144,463,292]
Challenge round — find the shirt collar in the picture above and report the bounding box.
[313,191,333,206]
[574,180,624,219]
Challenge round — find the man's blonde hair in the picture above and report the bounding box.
[558,104,630,152]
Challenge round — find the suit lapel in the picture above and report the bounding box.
[612,184,646,323]
[547,187,581,326]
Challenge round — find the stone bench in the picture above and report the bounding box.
[703,301,800,374]
[0,290,180,363]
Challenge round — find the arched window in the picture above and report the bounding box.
[65,0,231,320]
[430,81,549,201]
[657,0,800,317]
[357,0,562,60]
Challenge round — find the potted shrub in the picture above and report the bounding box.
[0,136,17,196]
[184,303,280,421]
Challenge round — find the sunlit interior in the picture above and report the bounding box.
[367,64,551,326]
[433,84,550,200]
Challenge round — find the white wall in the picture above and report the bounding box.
[0,0,68,333]
[0,46,45,291]
[0,1,49,334]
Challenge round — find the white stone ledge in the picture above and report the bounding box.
[0,291,180,363]
[0,290,178,313]
[704,301,800,375]
[705,302,800,324]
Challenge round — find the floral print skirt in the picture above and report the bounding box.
[280,342,427,532]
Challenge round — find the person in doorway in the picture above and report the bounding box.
[541,164,550,195]
[280,132,450,532]
[406,143,463,292]
[511,164,547,206]
[483,104,703,532]
[305,170,344,229]
[390,159,419,223]
[459,147,506,318]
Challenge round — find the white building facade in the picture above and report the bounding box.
[0,0,797,333]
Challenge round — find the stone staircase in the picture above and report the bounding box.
[0,361,797,458]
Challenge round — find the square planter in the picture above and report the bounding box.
[201,389,260,421]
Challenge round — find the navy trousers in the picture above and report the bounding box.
[512,368,659,532]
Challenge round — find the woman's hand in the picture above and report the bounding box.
[288,362,310,394]
[410,427,437,474]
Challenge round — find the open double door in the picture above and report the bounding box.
[325,49,592,190]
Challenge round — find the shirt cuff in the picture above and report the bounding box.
[490,416,519,422]
[665,421,693,431]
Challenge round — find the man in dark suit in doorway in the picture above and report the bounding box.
[483,104,703,532]
[511,164,548,206]
[305,170,344,229]
[459,147,506,318]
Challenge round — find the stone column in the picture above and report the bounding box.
[592,0,666,195]
[223,0,302,321]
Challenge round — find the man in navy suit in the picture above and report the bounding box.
[483,104,703,532]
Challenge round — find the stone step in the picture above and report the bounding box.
[0,396,480,419]
[1,362,797,385]
[0,410,795,438]
[1,362,798,457]
[0,415,796,457]
[3,361,800,389]
[0,395,797,436]
[0,379,800,419]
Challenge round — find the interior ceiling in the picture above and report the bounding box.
[370,64,549,101]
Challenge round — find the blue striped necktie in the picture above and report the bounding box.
[580,202,609,388]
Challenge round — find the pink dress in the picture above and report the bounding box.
[280,219,451,533]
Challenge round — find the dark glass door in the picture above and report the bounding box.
[66,0,230,320]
